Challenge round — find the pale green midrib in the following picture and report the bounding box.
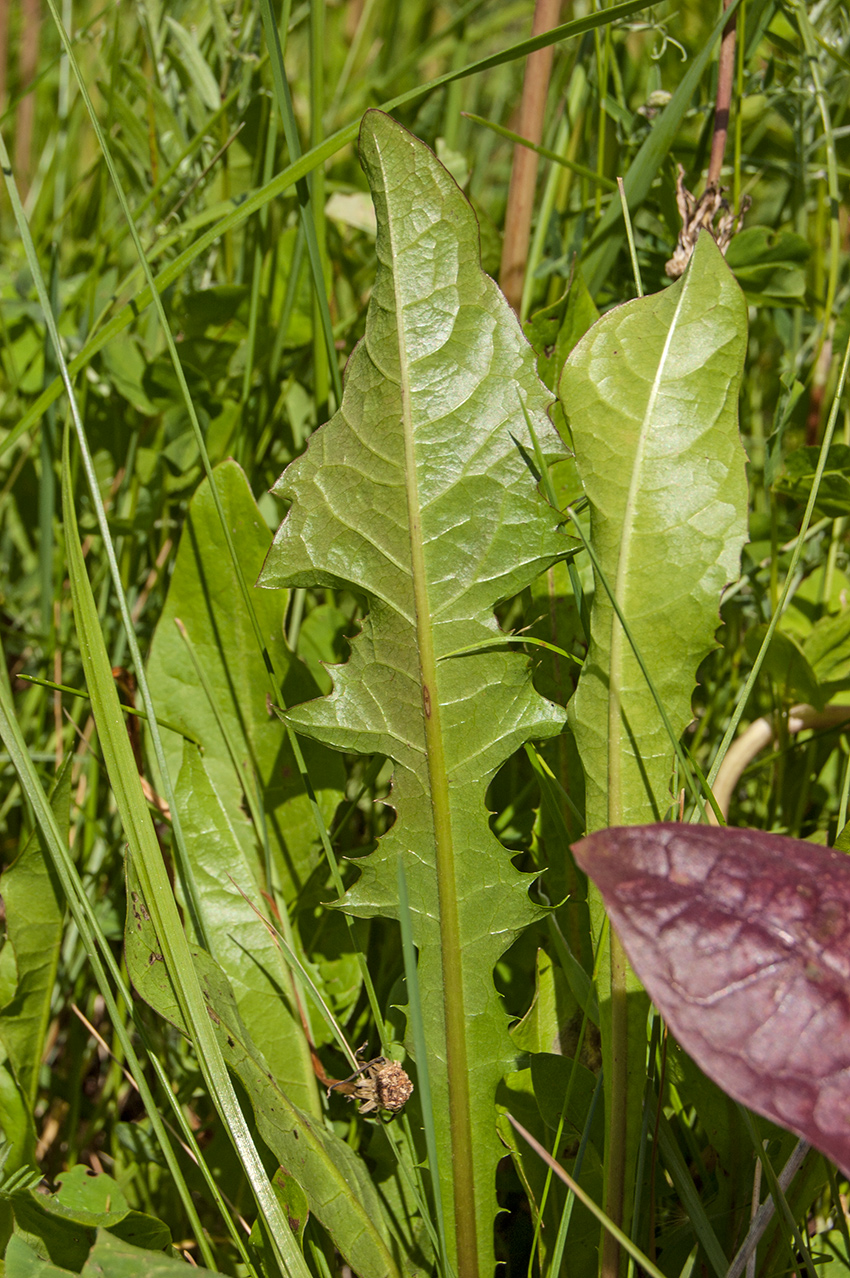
[606,276,691,826]
[381,160,478,1276]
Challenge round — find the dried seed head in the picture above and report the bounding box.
[371,1060,414,1113]
[329,1055,414,1117]
[665,163,750,280]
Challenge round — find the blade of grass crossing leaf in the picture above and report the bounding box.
[568,509,711,819]
[532,969,604,1272]
[251,900,442,1264]
[0,124,206,949]
[39,0,371,1039]
[617,177,644,299]
[548,1070,604,1277]
[145,1050,260,1276]
[18,675,202,746]
[647,1095,729,1278]
[173,619,271,873]
[0,655,222,1273]
[61,421,312,1278]
[794,1,840,370]
[173,616,312,1031]
[507,1113,669,1278]
[520,396,589,641]
[705,334,850,792]
[524,743,583,832]
[2,0,655,464]
[397,859,452,1278]
[680,741,726,826]
[378,1118,445,1271]
[258,0,340,407]
[440,636,582,665]
[462,111,618,190]
[736,1106,819,1278]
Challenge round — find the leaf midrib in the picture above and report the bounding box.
[380,145,478,1275]
[607,273,691,825]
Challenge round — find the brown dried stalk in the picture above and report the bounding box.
[665,0,749,280]
[498,0,561,314]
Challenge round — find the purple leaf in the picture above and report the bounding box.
[573,824,850,1174]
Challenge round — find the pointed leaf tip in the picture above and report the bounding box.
[574,823,850,1174]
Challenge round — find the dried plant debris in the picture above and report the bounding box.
[328,1052,414,1117]
[665,163,751,280]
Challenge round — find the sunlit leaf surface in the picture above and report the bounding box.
[259,109,567,1270]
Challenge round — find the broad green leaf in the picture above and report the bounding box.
[804,608,850,685]
[145,462,345,1109]
[146,460,344,903]
[745,624,822,708]
[725,226,811,305]
[172,747,319,1113]
[774,443,850,518]
[0,759,69,1169]
[10,1190,95,1272]
[562,232,749,832]
[511,949,580,1058]
[258,110,567,1275]
[560,230,748,1251]
[8,1167,171,1264]
[124,859,402,1278]
[163,18,221,112]
[0,1065,35,1182]
[80,1227,219,1276]
[146,462,343,879]
[4,1234,77,1277]
[39,1167,128,1228]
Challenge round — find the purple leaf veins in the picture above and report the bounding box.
[573,823,850,1174]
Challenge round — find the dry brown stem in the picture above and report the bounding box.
[15,0,40,195]
[707,0,737,186]
[498,0,561,314]
[665,0,748,280]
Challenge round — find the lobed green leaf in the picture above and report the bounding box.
[259,109,568,1274]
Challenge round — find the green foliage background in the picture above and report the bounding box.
[0,0,849,1275]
